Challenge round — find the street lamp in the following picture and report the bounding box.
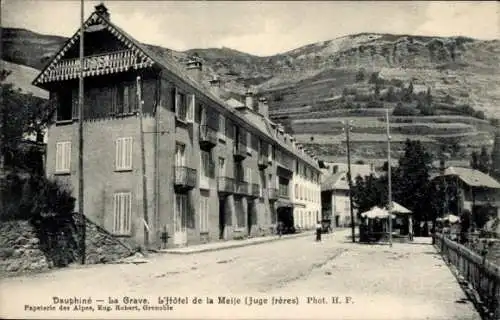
[342,120,356,243]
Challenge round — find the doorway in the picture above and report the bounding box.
[277,206,295,234]
[173,194,188,246]
[219,198,226,240]
[247,200,253,236]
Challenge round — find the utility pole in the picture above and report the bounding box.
[386,108,393,247]
[344,120,356,243]
[78,0,86,264]
[137,76,149,249]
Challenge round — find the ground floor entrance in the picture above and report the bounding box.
[277,206,295,234]
[173,193,188,246]
[219,198,226,240]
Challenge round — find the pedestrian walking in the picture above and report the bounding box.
[277,221,283,237]
[315,221,322,241]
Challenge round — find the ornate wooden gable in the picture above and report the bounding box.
[33,7,155,86]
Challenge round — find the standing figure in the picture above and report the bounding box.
[316,221,322,241]
[277,221,283,237]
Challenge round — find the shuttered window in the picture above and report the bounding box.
[218,114,225,140]
[186,94,195,123]
[245,168,252,183]
[55,141,71,173]
[115,137,133,171]
[113,192,132,235]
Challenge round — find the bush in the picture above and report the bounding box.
[1,174,75,221]
[393,104,418,116]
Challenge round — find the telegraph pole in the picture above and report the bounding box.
[386,109,393,247]
[137,76,149,249]
[78,0,86,264]
[344,120,356,243]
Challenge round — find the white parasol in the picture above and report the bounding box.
[361,206,396,219]
[437,214,460,224]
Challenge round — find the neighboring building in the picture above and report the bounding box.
[321,163,376,227]
[431,166,500,220]
[33,4,322,249]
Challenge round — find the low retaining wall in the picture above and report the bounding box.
[0,214,134,276]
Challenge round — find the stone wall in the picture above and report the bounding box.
[0,220,50,275]
[0,214,134,277]
[81,214,135,264]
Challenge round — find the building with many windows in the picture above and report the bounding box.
[33,4,322,248]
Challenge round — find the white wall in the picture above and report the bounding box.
[291,173,322,229]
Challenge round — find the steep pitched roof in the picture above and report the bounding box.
[440,167,500,189]
[321,172,348,191]
[33,6,320,170]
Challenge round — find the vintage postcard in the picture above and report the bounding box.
[1,1,499,319]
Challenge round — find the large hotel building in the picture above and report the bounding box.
[33,4,322,248]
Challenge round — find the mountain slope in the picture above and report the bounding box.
[2,28,499,164]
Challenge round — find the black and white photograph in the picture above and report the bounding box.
[0,1,499,319]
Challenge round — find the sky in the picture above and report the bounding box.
[2,1,498,56]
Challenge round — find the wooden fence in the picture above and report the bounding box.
[434,233,500,320]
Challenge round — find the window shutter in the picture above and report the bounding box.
[71,88,79,119]
[175,89,180,118]
[56,143,62,172]
[186,94,195,122]
[125,137,132,169]
[116,139,122,170]
[65,142,71,171]
[113,193,120,233]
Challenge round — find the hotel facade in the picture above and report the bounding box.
[33,4,322,249]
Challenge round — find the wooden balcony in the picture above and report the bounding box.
[174,166,197,192]
[217,177,235,194]
[250,183,261,198]
[38,50,153,84]
[278,187,290,199]
[233,142,247,161]
[268,188,278,200]
[258,154,269,169]
[235,181,250,195]
[199,125,217,151]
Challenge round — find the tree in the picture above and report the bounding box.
[1,70,54,171]
[478,146,491,174]
[491,129,500,179]
[402,81,414,102]
[369,72,379,84]
[355,69,366,82]
[426,87,432,106]
[395,139,433,222]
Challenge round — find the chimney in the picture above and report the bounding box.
[209,74,221,97]
[258,97,269,118]
[186,55,202,84]
[245,89,254,110]
[95,3,110,20]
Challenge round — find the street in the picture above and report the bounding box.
[0,229,480,320]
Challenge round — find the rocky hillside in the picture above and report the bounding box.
[3,28,499,163]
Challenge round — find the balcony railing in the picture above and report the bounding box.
[217,177,235,194]
[250,183,260,198]
[268,188,278,200]
[39,50,152,84]
[235,181,250,195]
[258,154,269,169]
[233,142,247,161]
[199,125,218,150]
[174,166,197,191]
